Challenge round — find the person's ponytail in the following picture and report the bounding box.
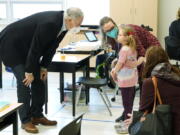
[127,35,136,52]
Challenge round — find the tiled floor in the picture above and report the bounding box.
[0,71,140,135]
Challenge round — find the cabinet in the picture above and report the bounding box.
[110,0,158,35]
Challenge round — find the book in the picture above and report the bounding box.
[0,101,10,112]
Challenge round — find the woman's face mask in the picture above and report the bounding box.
[106,27,119,39]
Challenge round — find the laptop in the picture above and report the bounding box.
[84,31,98,42]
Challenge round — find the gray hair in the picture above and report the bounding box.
[64,7,84,20]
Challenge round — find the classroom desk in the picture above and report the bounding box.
[58,48,102,56]
[46,53,90,116]
[0,103,23,135]
[0,44,102,89]
[58,40,102,56]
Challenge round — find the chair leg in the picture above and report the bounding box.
[111,85,119,102]
[97,88,112,116]
[76,84,83,105]
[176,61,180,68]
[101,88,112,107]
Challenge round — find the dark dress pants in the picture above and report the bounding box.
[12,64,45,124]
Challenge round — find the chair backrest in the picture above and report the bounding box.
[59,114,84,135]
[104,52,116,84]
[165,36,180,61]
[94,52,116,88]
[96,52,115,79]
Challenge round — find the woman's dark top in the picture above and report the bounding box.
[169,19,180,39]
[140,63,180,135]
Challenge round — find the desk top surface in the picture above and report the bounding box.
[0,103,22,118]
[52,53,90,63]
[59,41,101,53]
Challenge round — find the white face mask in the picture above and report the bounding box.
[68,27,81,34]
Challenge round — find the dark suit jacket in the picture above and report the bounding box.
[0,11,66,73]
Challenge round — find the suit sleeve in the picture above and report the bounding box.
[40,30,66,68]
[25,23,57,73]
[39,40,59,68]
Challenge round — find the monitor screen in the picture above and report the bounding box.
[84,31,98,42]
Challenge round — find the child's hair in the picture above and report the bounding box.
[142,46,180,78]
[177,8,180,19]
[119,24,136,51]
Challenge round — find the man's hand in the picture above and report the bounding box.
[23,72,34,86]
[40,67,47,81]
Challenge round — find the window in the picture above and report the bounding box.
[13,3,62,19]
[0,0,63,24]
[66,0,109,25]
[0,0,110,26]
[0,3,6,20]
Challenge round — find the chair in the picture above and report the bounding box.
[59,114,84,135]
[77,53,113,116]
[165,36,180,67]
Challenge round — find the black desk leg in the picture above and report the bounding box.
[44,79,48,114]
[86,60,90,78]
[60,72,64,103]
[0,59,2,88]
[13,111,18,135]
[86,60,90,104]
[72,72,76,116]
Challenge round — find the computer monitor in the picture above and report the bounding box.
[84,31,98,42]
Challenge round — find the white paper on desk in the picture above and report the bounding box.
[74,41,101,51]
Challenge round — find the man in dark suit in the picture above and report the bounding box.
[0,7,84,133]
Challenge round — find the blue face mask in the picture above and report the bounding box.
[106,27,119,39]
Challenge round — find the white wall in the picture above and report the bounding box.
[158,0,180,47]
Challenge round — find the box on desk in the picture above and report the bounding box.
[63,83,86,103]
